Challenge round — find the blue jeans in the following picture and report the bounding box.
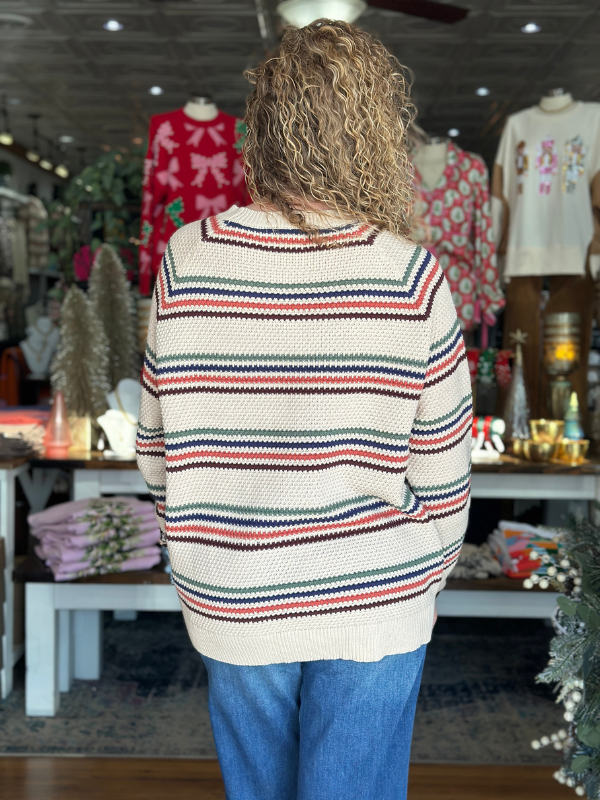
[202,645,426,800]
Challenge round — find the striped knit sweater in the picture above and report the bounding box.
[136,205,472,665]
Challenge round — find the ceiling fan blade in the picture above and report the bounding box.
[367,0,468,24]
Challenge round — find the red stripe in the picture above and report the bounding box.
[409,413,473,447]
[212,216,372,246]
[177,566,444,616]
[425,339,465,378]
[156,373,423,392]
[425,488,470,513]
[166,506,427,541]
[166,448,410,465]
[158,255,438,315]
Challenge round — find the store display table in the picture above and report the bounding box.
[14,555,177,717]
[14,556,557,718]
[0,458,29,700]
[5,453,600,715]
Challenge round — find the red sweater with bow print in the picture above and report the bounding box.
[139,108,248,295]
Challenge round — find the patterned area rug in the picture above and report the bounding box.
[0,613,564,764]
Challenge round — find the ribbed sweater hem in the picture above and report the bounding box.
[182,601,436,665]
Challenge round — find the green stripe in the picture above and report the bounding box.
[411,470,471,494]
[146,344,157,361]
[169,490,418,517]
[166,241,424,290]
[430,318,460,352]
[167,495,375,516]
[137,422,163,435]
[171,534,463,595]
[145,483,165,492]
[413,394,472,427]
[155,351,427,368]
[163,426,410,442]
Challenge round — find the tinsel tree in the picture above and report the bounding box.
[50,285,110,419]
[88,244,136,389]
[524,511,600,798]
[503,329,531,441]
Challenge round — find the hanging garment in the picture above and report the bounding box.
[0,217,14,279]
[412,141,504,331]
[18,196,49,270]
[6,216,28,292]
[139,108,249,296]
[494,102,600,279]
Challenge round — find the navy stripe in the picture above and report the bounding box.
[222,219,358,236]
[411,403,472,437]
[148,361,425,380]
[428,329,463,365]
[162,249,432,303]
[413,482,470,503]
[164,437,410,453]
[173,557,445,606]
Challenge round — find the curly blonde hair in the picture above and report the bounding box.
[243,19,415,239]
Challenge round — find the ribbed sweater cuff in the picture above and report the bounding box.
[182,602,436,665]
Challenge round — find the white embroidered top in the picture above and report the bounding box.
[495,102,600,279]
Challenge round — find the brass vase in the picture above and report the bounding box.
[543,313,580,419]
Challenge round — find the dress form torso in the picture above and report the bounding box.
[183,100,219,122]
[412,141,448,191]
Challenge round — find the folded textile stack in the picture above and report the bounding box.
[448,542,503,580]
[29,496,161,581]
[487,521,562,579]
[0,408,50,454]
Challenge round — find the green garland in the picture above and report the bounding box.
[526,511,600,798]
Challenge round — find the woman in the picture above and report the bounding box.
[137,20,471,800]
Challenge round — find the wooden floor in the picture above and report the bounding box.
[0,758,576,800]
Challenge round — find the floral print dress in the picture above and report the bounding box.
[412,141,504,330]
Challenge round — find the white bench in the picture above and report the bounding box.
[17,460,600,716]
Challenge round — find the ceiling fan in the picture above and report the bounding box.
[277,0,468,30]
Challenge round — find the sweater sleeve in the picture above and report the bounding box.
[136,284,166,542]
[406,266,473,591]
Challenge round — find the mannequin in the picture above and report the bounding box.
[492,90,600,420]
[139,94,248,294]
[19,317,60,379]
[411,135,504,333]
[412,137,447,191]
[183,95,219,122]
[539,89,575,114]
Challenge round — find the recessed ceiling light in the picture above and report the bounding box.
[447,128,460,138]
[103,19,123,32]
[55,165,69,179]
[149,86,164,96]
[521,22,541,33]
[59,135,75,144]
[0,132,13,146]
[39,159,53,171]
[476,87,490,97]
[26,150,40,162]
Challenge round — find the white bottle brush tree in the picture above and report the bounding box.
[526,511,600,798]
[88,243,137,390]
[50,285,110,419]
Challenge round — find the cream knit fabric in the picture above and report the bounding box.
[136,205,472,665]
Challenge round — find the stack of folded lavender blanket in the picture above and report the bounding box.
[29,497,162,581]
